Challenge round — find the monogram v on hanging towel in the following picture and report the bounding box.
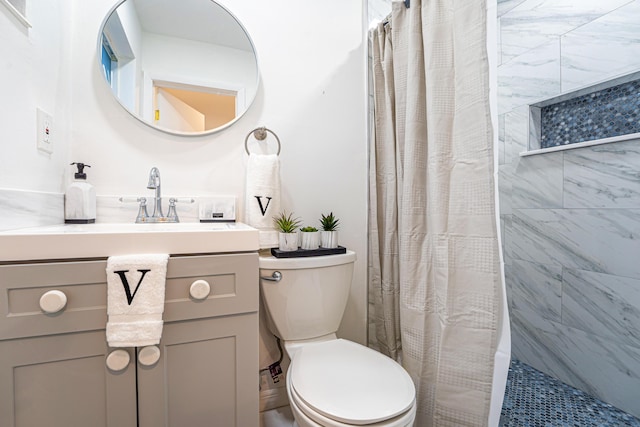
[245,153,281,247]
[105,254,169,347]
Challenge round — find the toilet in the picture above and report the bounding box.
[260,251,417,427]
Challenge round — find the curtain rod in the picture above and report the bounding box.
[404,0,410,7]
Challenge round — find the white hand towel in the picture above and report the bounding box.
[106,254,169,347]
[245,153,281,248]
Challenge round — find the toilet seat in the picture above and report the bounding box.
[289,339,416,426]
[289,377,417,427]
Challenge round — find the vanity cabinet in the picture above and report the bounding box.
[0,253,259,427]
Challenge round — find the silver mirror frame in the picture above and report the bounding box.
[97,0,260,137]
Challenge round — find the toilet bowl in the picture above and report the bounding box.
[259,251,416,427]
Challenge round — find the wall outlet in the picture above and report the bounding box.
[36,108,53,154]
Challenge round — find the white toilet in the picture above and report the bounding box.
[260,251,417,427]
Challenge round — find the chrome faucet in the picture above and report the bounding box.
[147,167,164,218]
[117,167,194,223]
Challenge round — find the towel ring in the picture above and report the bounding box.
[245,126,281,156]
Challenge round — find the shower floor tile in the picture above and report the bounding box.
[500,359,640,426]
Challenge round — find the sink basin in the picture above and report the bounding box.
[0,222,259,262]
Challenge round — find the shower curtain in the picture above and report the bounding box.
[368,1,501,425]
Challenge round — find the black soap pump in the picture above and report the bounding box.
[64,162,96,224]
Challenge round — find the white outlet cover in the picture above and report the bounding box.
[36,108,53,154]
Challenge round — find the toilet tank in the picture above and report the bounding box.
[259,251,356,341]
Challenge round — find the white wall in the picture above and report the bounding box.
[0,1,72,192]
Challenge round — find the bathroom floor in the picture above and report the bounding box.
[500,359,640,427]
[261,405,295,427]
[261,359,640,427]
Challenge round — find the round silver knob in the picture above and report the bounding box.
[189,279,211,300]
[106,349,130,372]
[138,345,161,366]
[39,290,67,314]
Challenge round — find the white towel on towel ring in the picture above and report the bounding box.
[245,153,281,248]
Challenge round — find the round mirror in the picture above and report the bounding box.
[98,0,259,136]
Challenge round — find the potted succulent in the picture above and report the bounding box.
[299,226,320,250]
[273,211,301,251]
[319,212,340,248]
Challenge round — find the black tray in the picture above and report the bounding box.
[270,246,347,258]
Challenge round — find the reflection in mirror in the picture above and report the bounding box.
[99,0,259,135]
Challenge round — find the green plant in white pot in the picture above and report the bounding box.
[273,211,301,251]
[319,212,340,248]
[300,226,320,250]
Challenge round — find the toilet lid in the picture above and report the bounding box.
[290,339,416,425]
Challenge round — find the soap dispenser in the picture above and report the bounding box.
[65,162,96,224]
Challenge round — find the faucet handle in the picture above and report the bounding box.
[166,198,194,223]
[171,197,195,204]
[135,198,149,223]
[119,196,147,204]
[118,197,150,222]
[167,198,179,222]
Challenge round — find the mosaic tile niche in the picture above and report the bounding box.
[537,77,640,149]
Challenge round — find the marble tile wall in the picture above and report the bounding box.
[561,1,640,92]
[499,0,632,62]
[498,0,640,418]
[563,141,640,209]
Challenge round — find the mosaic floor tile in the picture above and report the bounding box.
[500,359,640,426]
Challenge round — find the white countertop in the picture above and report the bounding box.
[0,222,260,262]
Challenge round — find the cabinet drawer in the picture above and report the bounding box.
[0,260,108,340]
[164,253,258,323]
[0,253,258,340]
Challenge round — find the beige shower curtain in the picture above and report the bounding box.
[369,1,501,425]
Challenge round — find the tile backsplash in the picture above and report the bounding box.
[0,190,209,232]
[0,188,63,232]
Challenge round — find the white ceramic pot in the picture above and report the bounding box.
[279,232,299,251]
[300,231,320,250]
[320,230,339,248]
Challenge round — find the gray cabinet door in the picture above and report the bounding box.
[137,314,259,427]
[0,330,136,427]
